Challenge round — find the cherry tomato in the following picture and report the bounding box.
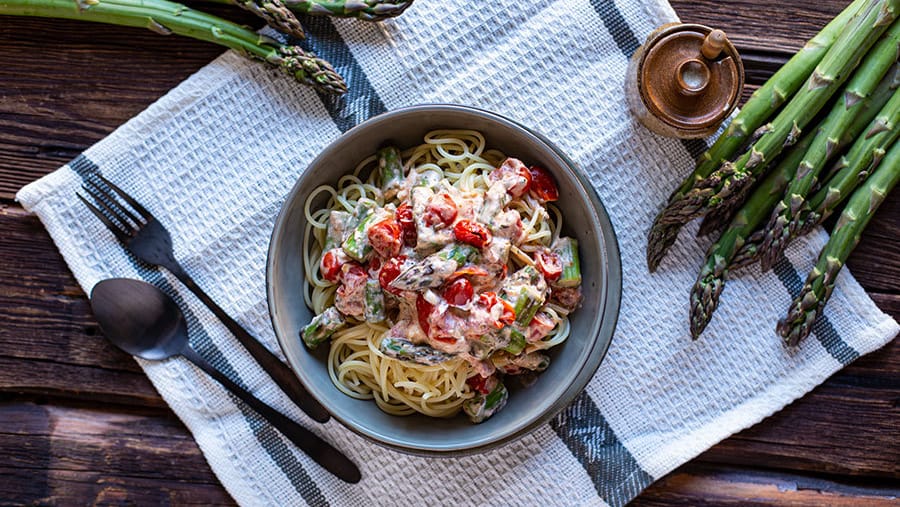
[443,278,474,306]
[424,193,458,227]
[416,295,434,335]
[378,256,406,296]
[432,334,457,344]
[478,291,516,329]
[535,249,563,282]
[466,374,491,395]
[490,158,532,197]
[396,202,417,246]
[529,165,559,202]
[367,219,402,258]
[320,250,343,282]
[453,220,492,248]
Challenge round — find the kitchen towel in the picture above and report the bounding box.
[16,0,899,505]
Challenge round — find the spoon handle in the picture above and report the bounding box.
[180,345,361,483]
[165,261,331,423]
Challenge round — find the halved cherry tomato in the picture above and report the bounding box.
[432,334,457,344]
[466,374,491,395]
[529,165,559,202]
[478,291,516,329]
[453,220,492,248]
[320,250,343,282]
[396,202,417,246]
[535,249,563,282]
[368,219,402,258]
[423,193,458,227]
[490,158,532,197]
[443,278,474,306]
[378,255,406,296]
[416,295,433,335]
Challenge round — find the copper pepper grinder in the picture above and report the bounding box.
[626,23,744,139]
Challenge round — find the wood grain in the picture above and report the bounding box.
[0,402,235,505]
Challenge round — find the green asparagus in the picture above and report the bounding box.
[689,127,815,339]
[646,0,866,271]
[689,72,897,339]
[672,0,898,229]
[323,210,354,251]
[462,378,508,424]
[758,25,900,272]
[379,337,452,365]
[389,244,476,290]
[553,237,581,288]
[0,0,347,94]
[302,307,346,348]
[502,328,527,355]
[800,87,900,234]
[364,278,385,322]
[377,146,404,200]
[284,0,413,21]
[231,0,305,39]
[777,138,900,346]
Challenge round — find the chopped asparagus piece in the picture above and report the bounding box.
[341,204,384,262]
[463,379,508,424]
[301,307,346,348]
[323,210,354,251]
[377,146,404,200]
[390,244,476,290]
[364,278,385,323]
[379,337,453,365]
[553,237,581,288]
[502,328,527,355]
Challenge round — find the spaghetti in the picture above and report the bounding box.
[300,130,582,422]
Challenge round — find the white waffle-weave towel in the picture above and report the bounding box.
[16,0,899,505]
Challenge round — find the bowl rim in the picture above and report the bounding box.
[266,103,622,455]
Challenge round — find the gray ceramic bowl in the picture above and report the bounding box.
[267,104,621,455]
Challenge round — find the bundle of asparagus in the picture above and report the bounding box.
[0,0,415,93]
[647,0,900,346]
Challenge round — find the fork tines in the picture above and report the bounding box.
[78,174,152,242]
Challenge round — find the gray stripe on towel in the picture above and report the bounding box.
[550,392,654,507]
[68,154,329,507]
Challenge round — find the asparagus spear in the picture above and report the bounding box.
[777,138,900,346]
[673,0,899,228]
[231,0,306,39]
[377,146,404,200]
[284,0,413,20]
[646,0,867,271]
[689,129,814,339]
[689,74,897,338]
[758,26,900,272]
[379,337,452,365]
[0,0,346,94]
[800,87,900,234]
[302,307,346,348]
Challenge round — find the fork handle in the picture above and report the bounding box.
[165,262,331,423]
[180,345,360,483]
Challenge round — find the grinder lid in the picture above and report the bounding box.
[640,25,743,131]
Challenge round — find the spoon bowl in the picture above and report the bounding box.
[90,278,188,360]
[89,277,361,483]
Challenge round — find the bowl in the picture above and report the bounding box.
[267,104,621,455]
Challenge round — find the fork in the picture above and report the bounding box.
[78,173,330,423]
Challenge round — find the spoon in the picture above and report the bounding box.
[89,278,361,484]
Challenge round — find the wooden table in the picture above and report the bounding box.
[1,1,897,504]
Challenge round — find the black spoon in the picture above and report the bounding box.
[89,278,360,484]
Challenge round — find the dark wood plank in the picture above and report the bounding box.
[0,11,261,199]
[0,401,235,505]
[0,204,162,407]
[634,463,900,507]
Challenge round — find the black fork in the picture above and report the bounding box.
[78,173,330,423]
